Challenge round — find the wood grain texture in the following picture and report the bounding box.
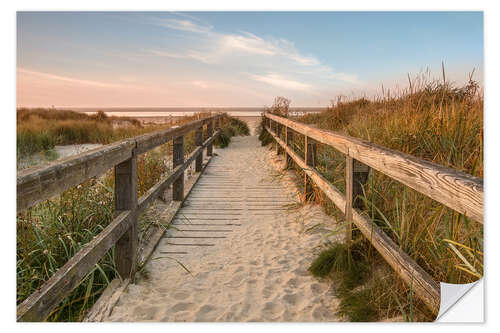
[172,136,185,201]
[83,278,130,322]
[16,116,223,322]
[17,114,225,212]
[266,125,441,314]
[207,120,214,157]
[136,131,219,214]
[285,128,294,168]
[304,136,317,201]
[265,113,483,223]
[16,210,134,322]
[17,140,135,212]
[345,156,354,244]
[136,155,214,268]
[135,114,222,154]
[114,155,138,280]
[195,126,203,172]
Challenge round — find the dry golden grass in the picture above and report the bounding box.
[264,73,483,321]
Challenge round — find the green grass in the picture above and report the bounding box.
[214,116,250,148]
[16,111,220,321]
[16,146,169,321]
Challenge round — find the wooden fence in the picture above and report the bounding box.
[264,112,483,315]
[16,113,226,321]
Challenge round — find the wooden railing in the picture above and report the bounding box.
[16,113,226,321]
[264,112,483,315]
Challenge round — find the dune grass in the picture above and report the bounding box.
[215,116,251,148]
[16,110,224,321]
[263,74,483,321]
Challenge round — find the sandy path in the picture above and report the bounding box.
[105,135,343,322]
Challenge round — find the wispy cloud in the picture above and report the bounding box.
[149,17,213,34]
[250,73,313,91]
[17,68,130,88]
[147,49,215,64]
[144,15,357,90]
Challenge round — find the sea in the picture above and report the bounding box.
[70,107,325,118]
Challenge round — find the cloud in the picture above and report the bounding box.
[327,72,360,84]
[149,17,213,34]
[147,49,215,64]
[250,73,313,91]
[192,81,209,89]
[17,68,130,88]
[221,33,278,55]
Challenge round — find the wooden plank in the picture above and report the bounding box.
[135,114,222,154]
[304,136,317,201]
[285,127,294,168]
[265,113,483,223]
[266,126,441,314]
[346,157,371,243]
[17,114,225,212]
[83,278,130,322]
[114,155,138,280]
[207,120,214,156]
[136,131,219,214]
[195,126,203,172]
[345,156,354,244]
[172,136,184,201]
[17,139,135,212]
[135,153,215,279]
[17,210,134,322]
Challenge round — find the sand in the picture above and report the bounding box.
[104,135,344,322]
[17,144,103,170]
[233,116,262,135]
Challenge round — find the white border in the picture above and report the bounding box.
[3,1,497,331]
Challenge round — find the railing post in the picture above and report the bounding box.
[114,153,138,279]
[215,116,220,130]
[276,123,282,155]
[285,127,294,169]
[207,120,214,156]
[195,126,203,172]
[304,136,317,201]
[173,135,184,201]
[345,155,370,243]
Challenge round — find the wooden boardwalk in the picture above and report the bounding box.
[102,136,340,322]
[16,113,483,321]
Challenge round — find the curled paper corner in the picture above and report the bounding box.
[435,278,483,322]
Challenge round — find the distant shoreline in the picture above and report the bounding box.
[64,107,325,118]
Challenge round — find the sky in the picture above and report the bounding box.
[16,11,484,107]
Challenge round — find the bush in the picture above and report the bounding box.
[214,116,250,148]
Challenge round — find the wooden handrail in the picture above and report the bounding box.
[17,115,223,212]
[16,113,225,321]
[265,112,483,224]
[264,112,484,315]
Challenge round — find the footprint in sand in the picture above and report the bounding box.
[282,292,303,306]
[171,290,191,300]
[169,302,196,313]
[262,302,284,317]
[262,285,275,299]
[195,304,218,321]
[310,283,328,295]
[286,277,302,289]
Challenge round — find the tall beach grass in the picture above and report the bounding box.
[16,110,242,321]
[262,73,483,321]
